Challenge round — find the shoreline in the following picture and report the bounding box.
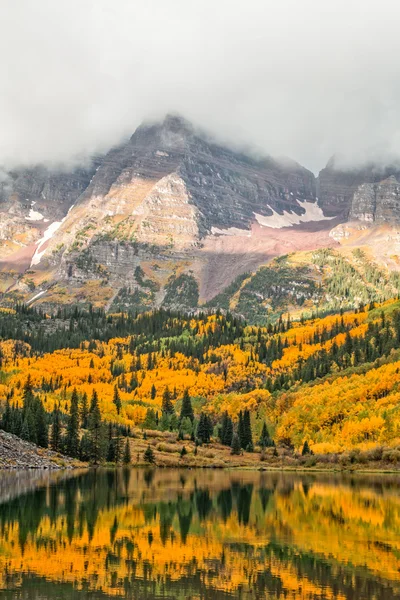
[0,463,399,475]
[1,427,399,474]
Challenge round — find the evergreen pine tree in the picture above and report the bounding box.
[180,388,194,422]
[51,405,62,452]
[22,375,33,404]
[113,385,122,415]
[197,413,206,443]
[24,407,37,444]
[231,432,241,455]
[197,413,212,443]
[220,411,233,446]
[143,408,158,429]
[302,440,311,456]
[80,392,89,428]
[66,388,80,457]
[151,384,157,399]
[144,444,155,463]
[90,389,98,411]
[205,414,213,442]
[123,439,131,464]
[107,423,115,462]
[88,392,104,465]
[79,432,91,461]
[114,429,122,464]
[162,386,174,415]
[225,417,233,446]
[21,416,31,442]
[259,422,273,448]
[130,373,138,391]
[35,398,48,448]
[1,400,11,432]
[243,409,253,451]
[238,411,246,449]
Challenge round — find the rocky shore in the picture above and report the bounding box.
[0,429,82,469]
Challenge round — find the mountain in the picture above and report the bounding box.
[317,155,400,217]
[2,115,400,320]
[0,115,332,312]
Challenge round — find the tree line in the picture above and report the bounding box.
[0,376,131,465]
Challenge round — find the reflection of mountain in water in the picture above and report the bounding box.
[0,469,399,599]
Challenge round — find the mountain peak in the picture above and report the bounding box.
[131,114,194,147]
[160,113,194,134]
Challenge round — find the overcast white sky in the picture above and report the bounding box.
[1,0,400,173]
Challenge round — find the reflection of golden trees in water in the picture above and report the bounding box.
[0,470,400,599]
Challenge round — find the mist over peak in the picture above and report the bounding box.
[2,1,400,173]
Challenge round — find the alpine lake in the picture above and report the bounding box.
[0,468,399,599]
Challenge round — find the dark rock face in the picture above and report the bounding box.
[76,115,318,236]
[349,176,400,223]
[0,163,98,221]
[181,139,316,234]
[317,156,400,218]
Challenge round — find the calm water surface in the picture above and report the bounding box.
[0,468,399,599]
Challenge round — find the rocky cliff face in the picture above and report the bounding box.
[0,164,97,219]
[0,163,98,269]
[317,156,400,218]
[349,176,400,223]
[60,115,318,249]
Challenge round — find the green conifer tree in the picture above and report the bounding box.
[113,385,122,415]
[1,400,11,432]
[88,392,104,465]
[180,388,194,422]
[123,439,131,464]
[231,432,241,455]
[51,405,62,452]
[220,412,233,446]
[66,388,80,457]
[114,429,122,464]
[259,422,273,448]
[238,411,245,449]
[243,409,253,451]
[35,398,48,448]
[80,392,89,428]
[162,386,174,415]
[144,444,155,463]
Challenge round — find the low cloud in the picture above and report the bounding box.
[1,0,400,173]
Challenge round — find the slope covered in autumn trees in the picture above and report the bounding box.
[1,297,400,461]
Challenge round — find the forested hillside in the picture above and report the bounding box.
[207,249,400,323]
[1,298,400,463]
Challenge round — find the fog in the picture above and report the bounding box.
[1,0,400,173]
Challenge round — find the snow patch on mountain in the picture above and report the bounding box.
[30,221,63,266]
[254,200,334,229]
[26,209,44,221]
[25,201,44,221]
[30,204,75,266]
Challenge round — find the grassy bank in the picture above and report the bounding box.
[125,428,400,472]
